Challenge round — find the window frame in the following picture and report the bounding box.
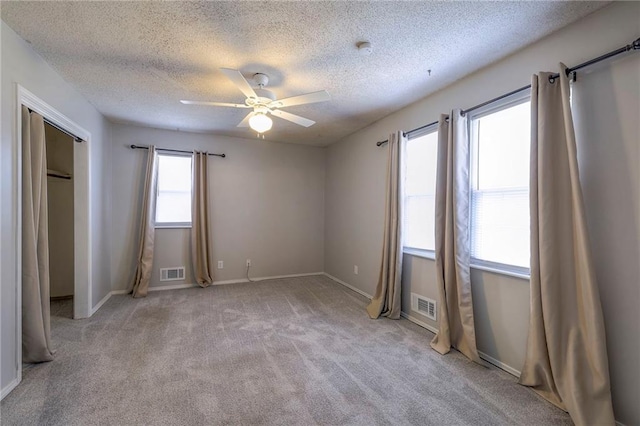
[402,122,439,259]
[468,89,532,277]
[154,151,193,229]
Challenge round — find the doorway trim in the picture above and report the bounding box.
[15,84,92,386]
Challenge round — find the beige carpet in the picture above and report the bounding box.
[0,275,571,425]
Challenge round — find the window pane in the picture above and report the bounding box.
[471,189,529,268]
[156,191,192,224]
[156,154,192,224]
[471,99,530,269]
[157,155,192,192]
[405,195,436,250]
[476,102,530,190]
[405,132,438,196]
[404,131,438,251]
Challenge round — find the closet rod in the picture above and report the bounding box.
[27,108,84,143]
[130,144,226,158]
[376,36,640,147]
[47,172,72,180]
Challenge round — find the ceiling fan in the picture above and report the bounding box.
[181,68,330,134]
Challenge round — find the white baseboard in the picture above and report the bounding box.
[213,271,325,286]
[400,311,521,378]
[323,273,373,299]
[105,272,327,302]
[148,283,198,292]
[477,350,521,377]
[90,291,112,315]
[400,311,438,334]
[1,377,20,400]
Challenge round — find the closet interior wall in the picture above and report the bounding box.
[45,124,74,299]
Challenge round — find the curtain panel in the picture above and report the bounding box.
[367,131,405,320]
[21,106,55,363]
[131,146,158,298]
[191,151,214,287]
[519,64,615,425]
[430,111,481,364]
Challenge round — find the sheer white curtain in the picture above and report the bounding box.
[519,64,614,425]
[21,106,55,363]
[367,131,404,319]
[430,111,481,364]
[191,151,213,287]
[131,146,158,298]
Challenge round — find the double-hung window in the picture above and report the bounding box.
[403,125,438,256]
[469,93,531,275]
[155,153,193,227]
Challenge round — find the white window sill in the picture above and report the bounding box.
[403,248,531,281]
[403,247,435,260]
[470,262,530,280]
[155,224,192,229]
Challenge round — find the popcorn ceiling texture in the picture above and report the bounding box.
[2,1,607,146]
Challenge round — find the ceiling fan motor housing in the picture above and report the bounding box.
[253,73,269,88]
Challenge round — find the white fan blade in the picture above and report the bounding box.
[270,109,315,127]
[180,100,250,108]
[237,112,253,127]
[270,90,330,108]
[220,68,258,99]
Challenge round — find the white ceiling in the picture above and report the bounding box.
[2,1,608,146]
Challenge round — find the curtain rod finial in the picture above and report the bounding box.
[633,38,640,50]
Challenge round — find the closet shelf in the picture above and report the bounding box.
[47,169,72,180]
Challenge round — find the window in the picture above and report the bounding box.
[403,127,438,254]
[470,96,530,272]
[155,153,192,227]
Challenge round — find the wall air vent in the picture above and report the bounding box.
[160,267,185,282]
[411,293,436,321]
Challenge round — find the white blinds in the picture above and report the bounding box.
[470,187,530,268]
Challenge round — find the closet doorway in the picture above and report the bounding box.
[16,85,92,379]
[45,124,75,319]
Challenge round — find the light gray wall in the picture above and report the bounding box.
[572,53,640,426]
[45,125,75,298]
[110,124,325,291]
[1,21,112,394]
[324,3,639,425]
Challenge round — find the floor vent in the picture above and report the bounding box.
[411,293,436,321]
[160,267,185,282]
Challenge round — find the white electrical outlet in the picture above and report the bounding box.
[217,261,224,269]
[354,265,359,275]
[246,259,251,267]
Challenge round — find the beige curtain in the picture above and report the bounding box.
[519,64,615,425]
[131,146,158,298]
[430,111,481,364]
[367,131,404,319]
[21,106,54,363]
[191,151,213,287]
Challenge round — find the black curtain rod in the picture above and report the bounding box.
[377,36,640,147]
[130,144,226,158]
[27,108,84,143]
[376,120,439,146]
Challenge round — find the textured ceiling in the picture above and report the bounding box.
[2,1,608,146]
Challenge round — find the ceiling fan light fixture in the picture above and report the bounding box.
[249,112,273,133]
